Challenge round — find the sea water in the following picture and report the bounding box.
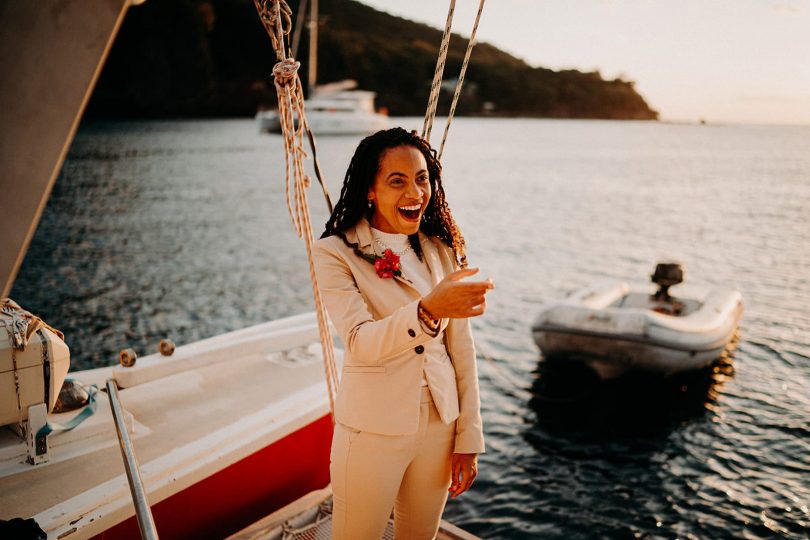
[12,118,810,539]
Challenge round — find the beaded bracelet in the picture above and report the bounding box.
[418,302,440,332]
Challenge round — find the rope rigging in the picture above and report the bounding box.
[422,0,456,144]
[422,0,487,161]
[437,0,486,161]
[254,0,339,421]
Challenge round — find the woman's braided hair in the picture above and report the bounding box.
[321,127,466,267]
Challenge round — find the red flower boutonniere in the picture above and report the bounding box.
[372,249,402,279]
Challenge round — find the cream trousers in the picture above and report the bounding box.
[330,386,456,540]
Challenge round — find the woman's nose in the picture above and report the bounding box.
[406,181,421,200]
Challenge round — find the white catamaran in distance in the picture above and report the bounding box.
[255,0,389,135]
[256,79,390,135]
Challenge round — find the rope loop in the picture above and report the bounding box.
[273,58,300,87]
[254,0,293,58]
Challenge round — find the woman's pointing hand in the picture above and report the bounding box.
[420,267,495,319]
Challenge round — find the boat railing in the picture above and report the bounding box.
[112,315,331,389]
[106,378,159,540]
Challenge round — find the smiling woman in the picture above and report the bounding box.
[367,145,431,233]
[313,127,495,539]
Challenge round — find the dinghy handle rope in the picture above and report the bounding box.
[255,0,339,421]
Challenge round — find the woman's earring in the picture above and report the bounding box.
[367,199,373,209]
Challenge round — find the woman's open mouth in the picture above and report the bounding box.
[398,204,422,221]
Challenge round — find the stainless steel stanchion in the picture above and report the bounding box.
[106,378,159,540]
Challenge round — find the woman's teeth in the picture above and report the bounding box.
[398,204,422,220]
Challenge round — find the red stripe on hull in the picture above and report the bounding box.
[93,414,333,540]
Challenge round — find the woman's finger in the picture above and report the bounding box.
[460,474,477,496]
[446,267,479,282]
[462,306,483,318]
[449,460,462,495]
[453,465,476,497]
[456,478,471,497]
[454,281,492,293]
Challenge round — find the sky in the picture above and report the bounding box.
[357,0,810,125]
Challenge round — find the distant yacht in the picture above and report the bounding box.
[256,79,389,135]
[256,0,388,136]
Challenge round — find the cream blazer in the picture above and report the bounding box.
[312,218,485,454]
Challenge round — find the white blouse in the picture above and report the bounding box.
[371,227,452,387]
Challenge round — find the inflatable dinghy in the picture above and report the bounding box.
[532,263,743,378]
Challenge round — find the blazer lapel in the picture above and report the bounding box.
[418,233,443,287]
[349,217,374,253]
[348,218,420,293]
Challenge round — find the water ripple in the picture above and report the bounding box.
[12,118,810,539]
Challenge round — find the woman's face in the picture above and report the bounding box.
[367,145,431,235]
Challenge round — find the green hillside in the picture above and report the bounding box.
[86,0,658,120]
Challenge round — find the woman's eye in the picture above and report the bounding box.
[416,176,429,184]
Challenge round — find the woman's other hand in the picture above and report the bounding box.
[421,268,494,319]
[448,453,478,498]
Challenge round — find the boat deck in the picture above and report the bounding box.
[0,316,334,538]
[228,485,481,540]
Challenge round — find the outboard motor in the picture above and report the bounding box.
[651,262,683,302]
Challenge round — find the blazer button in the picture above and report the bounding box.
[408,329,416,337]
[415,345,425,354]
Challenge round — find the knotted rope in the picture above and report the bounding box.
[1,299,65,432]
[254,0,339,422]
